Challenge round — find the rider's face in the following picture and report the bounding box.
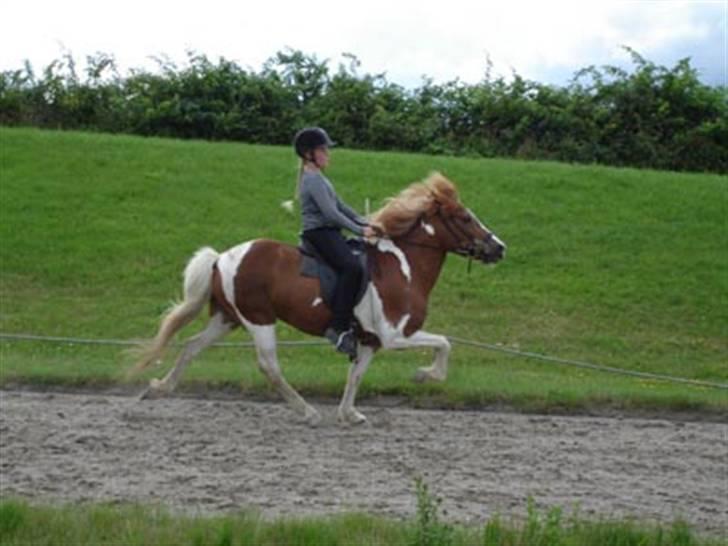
[313,146,330,168]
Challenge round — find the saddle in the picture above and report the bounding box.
[298,237,370,310]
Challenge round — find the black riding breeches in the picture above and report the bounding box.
[302,227,362,332]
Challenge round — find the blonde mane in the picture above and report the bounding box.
[370,172,460,237]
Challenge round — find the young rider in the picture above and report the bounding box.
[293,127,376,359]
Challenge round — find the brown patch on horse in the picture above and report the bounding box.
[371,243,447,337]
[210,240,333,336]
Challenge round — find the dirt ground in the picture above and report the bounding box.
[0,389,726,535]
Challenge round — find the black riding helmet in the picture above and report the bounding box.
[293,127,335,159]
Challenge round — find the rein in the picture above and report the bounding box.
[384,210,482,273]
[399,210,483,251]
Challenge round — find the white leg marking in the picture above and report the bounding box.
[387,330,452,382]
[217,241,319,424]
[249,324,321,425]
[337,345,376,425]
[147,313,232,396]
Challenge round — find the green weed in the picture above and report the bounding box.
[0,495,720,546]
[411,477,454,546]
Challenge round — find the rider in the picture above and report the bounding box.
[294,127,376,360]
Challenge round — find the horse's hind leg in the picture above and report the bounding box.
[248,324,321,425]
[140,312,233,400]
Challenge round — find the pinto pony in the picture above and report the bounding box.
[131,173,505,425]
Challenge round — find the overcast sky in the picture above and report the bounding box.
[2,0,725,88]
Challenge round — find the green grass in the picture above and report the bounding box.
[1,127,726,414]
[0,494,721,546]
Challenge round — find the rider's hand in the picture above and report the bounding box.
[362,226,377,239]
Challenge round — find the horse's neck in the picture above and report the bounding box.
[383,237,447,297]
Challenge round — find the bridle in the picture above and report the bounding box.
[393,203,494,260]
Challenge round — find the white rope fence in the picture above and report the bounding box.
[0,333,319,348]
[1,332,726,390]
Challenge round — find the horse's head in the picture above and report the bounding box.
[372,172,506,264]
[426,199,506,264]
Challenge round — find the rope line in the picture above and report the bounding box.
[1,332,726,390]
[445,336,728,390]
[0,333,322,348]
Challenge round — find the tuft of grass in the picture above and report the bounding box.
[1,127,726,414]
[0,491,720,546]
[411,477,454,546]
[481,498,712,546]
[0,501,25,537]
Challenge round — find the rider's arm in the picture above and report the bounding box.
[304,175,366,235]
[336,199,368,227]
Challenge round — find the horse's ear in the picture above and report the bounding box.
[426,172,458,202]
[441,186,458,202]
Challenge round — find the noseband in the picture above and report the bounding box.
[438,209,485,258]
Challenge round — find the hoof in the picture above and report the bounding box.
[138,379,166,401]
[138,387,154,401]
[304,409,322,427]
[338,409,368,426]
[413,368,445,384]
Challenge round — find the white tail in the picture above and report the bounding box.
[129,247,219,375]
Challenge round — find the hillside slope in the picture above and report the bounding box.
[1,127,725,410]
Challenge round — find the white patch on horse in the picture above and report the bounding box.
[421,219,436,236]
[388,330,451,382]
[354,283,410,347]
[311,297,323,307]
[248,322,320,422]
[468,208,507,250]
[376,238,411,282]
[216,240,256,326]
[492,233,506,249]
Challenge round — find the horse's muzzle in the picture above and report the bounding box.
[473,235,506,264]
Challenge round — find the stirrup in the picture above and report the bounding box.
[325,328,358,361]
[336,330,358,360]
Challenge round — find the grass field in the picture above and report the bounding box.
[1,493,721,546]
[0,127,726,413]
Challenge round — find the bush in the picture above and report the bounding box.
[1,47,725,173]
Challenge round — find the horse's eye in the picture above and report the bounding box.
[462,216,472,223]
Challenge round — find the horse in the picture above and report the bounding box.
[130,172,506,425]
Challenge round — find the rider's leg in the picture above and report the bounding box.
[301,227,362,333]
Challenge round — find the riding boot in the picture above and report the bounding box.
[324,327,358,361]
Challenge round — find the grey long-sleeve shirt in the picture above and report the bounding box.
[299,171,367,235]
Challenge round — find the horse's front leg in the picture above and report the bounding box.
[387,330,452,383]
[337,345,376,425]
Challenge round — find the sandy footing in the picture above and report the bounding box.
[0,390,725,535]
